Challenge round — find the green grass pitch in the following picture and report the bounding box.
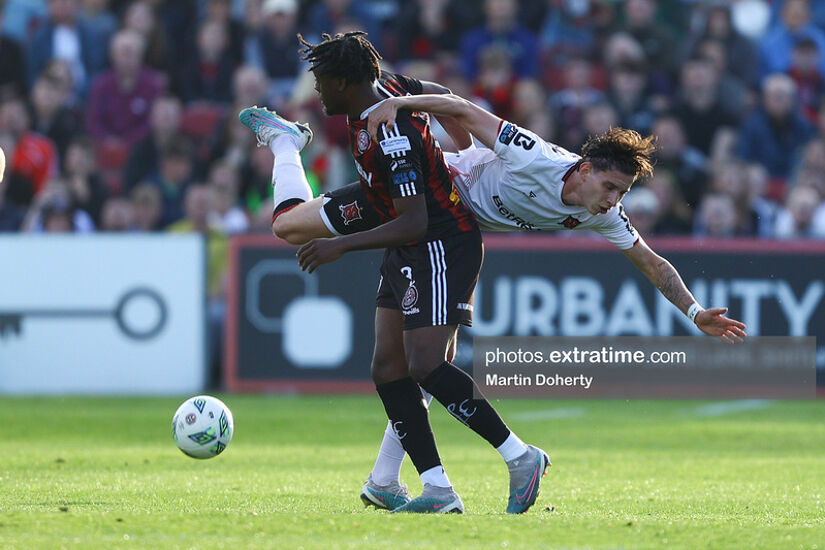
[1,396,823,549]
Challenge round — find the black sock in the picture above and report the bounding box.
[375,377,442,474]
[421,362,510,448]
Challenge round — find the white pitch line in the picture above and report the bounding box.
[690,400,774,417]
[511,407,586,422]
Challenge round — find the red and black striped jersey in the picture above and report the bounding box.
[347,72,477,242]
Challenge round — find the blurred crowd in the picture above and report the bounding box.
[3,0,825,245]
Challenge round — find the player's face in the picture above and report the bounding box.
[581,166,634,215]
[312,71,346,116]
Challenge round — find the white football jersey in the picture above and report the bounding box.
[444,121,640,250]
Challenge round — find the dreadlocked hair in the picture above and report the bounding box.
[581,127,657,182]
[298,31,382,85]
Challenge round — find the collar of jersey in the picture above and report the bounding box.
[359,98,389,120]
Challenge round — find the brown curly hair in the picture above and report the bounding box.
[581,127,657,182]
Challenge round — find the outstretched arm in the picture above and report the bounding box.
[367,93,501,149]
[420,81,473,151]
[623,239,748,344]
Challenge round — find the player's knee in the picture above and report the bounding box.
[371,355,407,385]
[272,215,308,245]
[407,360,439,384]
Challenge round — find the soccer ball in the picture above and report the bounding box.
[172,395,234,459]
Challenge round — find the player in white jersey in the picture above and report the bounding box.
[442,135,640,249]
[259,92,747,510]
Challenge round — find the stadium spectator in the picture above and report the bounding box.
[581,101,619,138]
[460,0,538,81]
[672,55,739,157]
[647,171,692,235]
[605,60,655,135]
[511,78,553,142]
[0,0,47,44]
[207,159,248,234]
[22,179,94,232]
[760,0,825,78]
[167,185,228,297]
[29,69,81,157]
[81,0,117,54]
[305,0,381,50]
[85,29,166,148]
[787,37,825,123]
[688,4,759,88]
[231,65,269,108]
[0,97,58,204]
[150,138,196,227]
[621,186,660,236]
[63,136,107,226]
[204,0,244,67]
[0,0,27,98]
[396,0,476,62]
[550,58,603,149]
[738,73,816,180]
[122,0,169,76]
[248,0,301,106]
[773,185,823,238]
[129,181,163,231]
[622,0,678,77]
[27,0,108,97]
[707,160,767,237]
[167,183,229,387]
[538,0,599,63]
[98,195,134,231]
[693,192,739,237]
[470,45,516,120]
[180,19,236,103]
[123,94,183,192]
[694,38,753,119]
[651,114,708,212]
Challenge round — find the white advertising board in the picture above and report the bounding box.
[0,235,206,394]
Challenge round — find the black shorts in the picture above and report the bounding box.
[320,182,384,236]
[376,230,483,330]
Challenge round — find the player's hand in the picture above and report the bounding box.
[695,307,747,344]
[367,98,400,143]
[296,238,345,273]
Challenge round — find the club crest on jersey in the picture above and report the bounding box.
[400,266,420,314]
[356,129,370,153]
[339,200,362,225]
[402,284,419,312]
[559,215,581,229]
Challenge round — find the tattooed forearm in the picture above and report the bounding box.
[653,259,695,313]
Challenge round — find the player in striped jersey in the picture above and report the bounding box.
[240,31,548,514]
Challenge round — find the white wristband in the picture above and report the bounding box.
[687,303,704,323]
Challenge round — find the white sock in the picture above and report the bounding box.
[269,134,312,208]
[496,432,529,462]
[370,390,434,485]
[370,421,407,486]
[420,465,451,488]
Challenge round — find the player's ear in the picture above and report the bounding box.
[334,76,348,92]
[579,161,592,177]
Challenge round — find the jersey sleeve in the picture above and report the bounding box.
[376,114,426,200]
[385,72,424,95]
[592,204,641,250]
[492,120,543,171]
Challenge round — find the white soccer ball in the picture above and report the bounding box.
[172,395,234,459]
